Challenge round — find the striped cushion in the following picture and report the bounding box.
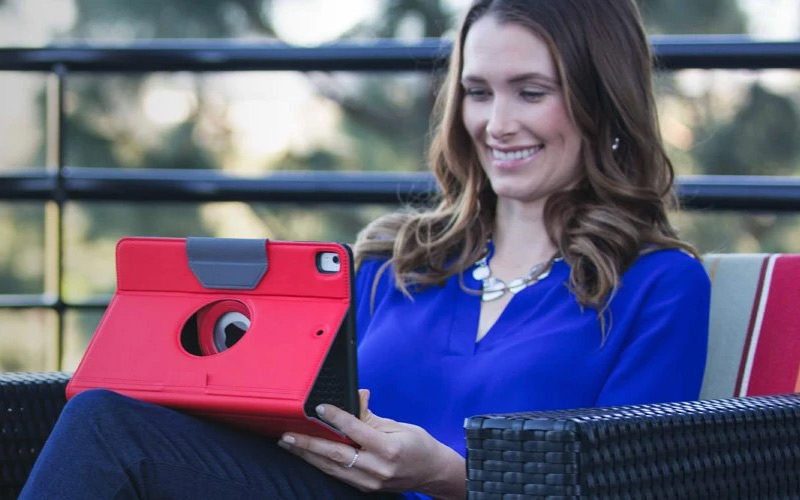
[701,254,800,399]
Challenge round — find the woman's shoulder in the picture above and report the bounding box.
[632,247,705,270]
[621,247,709,292]
[355,256,395,295]
[601,248,710,335]
[356,256,390,278]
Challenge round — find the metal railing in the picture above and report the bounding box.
[1,35,800,369]
[2,37,800,72]
[3,168,800,209]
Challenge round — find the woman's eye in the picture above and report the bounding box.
[520,90,546,102]
[464,88,490,100]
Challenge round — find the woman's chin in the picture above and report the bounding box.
[491,187,545,206]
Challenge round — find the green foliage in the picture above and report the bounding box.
[69,0,275,38]
[65,118,119,168]
[638,0,745,34]
[694,85,800,176]
[276,150,340,171]
[0,204,44,294]
[682,84,800,258]
[375,0,453,38]
[2,0,800,368]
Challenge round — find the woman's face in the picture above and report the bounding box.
[461,16,583,206]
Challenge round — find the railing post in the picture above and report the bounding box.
[45,63,67,371]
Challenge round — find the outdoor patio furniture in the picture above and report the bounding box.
[1,254,799,498]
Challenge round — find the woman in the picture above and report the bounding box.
[21,0,709,498]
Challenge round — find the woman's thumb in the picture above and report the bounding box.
[358,389,371,421]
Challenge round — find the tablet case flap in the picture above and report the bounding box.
[186,237,268,290]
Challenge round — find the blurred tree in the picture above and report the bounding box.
[5,0,800,365]
[638,0,745,34]
[377,0,456,38]
[68,0,276,38]
[636,0,800,256]
[684,83,800,254]
[0,205,44,294]
[55,0,456,287]
[695,84,800,176]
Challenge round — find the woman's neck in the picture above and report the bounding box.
[490,199,557,278]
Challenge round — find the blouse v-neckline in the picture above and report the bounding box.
[476,294,515,343]
[465,242,562,349]
[451,258,530,354]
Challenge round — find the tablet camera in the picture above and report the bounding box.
[316,251,341,274]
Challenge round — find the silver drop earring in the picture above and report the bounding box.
[611,136,620,152]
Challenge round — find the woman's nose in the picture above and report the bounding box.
[485,99,519,139]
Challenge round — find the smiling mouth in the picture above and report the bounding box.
[490,146,543,162]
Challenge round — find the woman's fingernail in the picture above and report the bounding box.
[281,434,296,445]
[316,405,325,416]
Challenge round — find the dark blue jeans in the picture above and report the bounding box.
[20,389,400,499]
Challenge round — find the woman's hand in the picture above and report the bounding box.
[277,390,465,499]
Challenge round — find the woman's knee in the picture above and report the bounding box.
[64,388,131,411]
[60,389,142,426]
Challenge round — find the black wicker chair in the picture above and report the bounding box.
[465,394,800,498]
[1,372,799,499]
[0,372,71,499]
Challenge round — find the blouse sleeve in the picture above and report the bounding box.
[595,253,711,407]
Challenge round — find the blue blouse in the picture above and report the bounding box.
[354,248,710,498]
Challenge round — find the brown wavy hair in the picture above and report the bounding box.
[355,0,697,315]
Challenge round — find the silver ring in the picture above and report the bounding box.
[343,449,359,468]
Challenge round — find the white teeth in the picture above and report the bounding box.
[490,146,541,161]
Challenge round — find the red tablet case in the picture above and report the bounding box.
[66,237,359,444]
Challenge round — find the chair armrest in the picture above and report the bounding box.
[0,371,71,498]
[465,394,800,499]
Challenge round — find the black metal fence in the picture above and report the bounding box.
[1,35,800,369]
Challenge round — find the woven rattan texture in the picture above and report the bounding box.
[0,371,70,499]
[466,394,800,499]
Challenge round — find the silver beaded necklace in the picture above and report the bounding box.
[471,244,560,302]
